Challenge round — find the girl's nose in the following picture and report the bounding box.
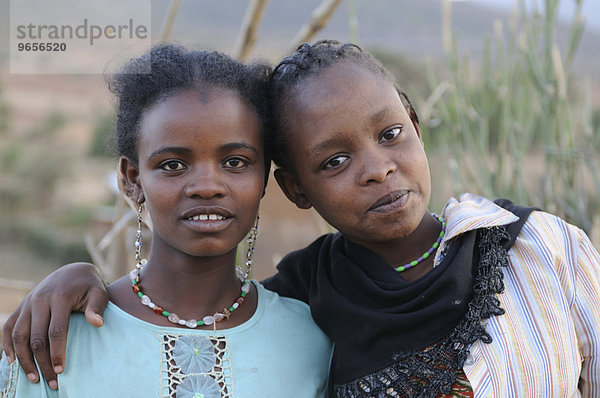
[358,149,396,185]
[184,166,227,199]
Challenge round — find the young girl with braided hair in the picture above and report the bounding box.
[4,40,600,397]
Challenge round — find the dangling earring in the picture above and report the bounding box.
[238,214,259,280]
[134,203,147,269]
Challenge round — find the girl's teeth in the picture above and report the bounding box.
[189,214,225,221]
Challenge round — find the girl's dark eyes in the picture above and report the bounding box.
[224,157,249,169]
[379,126,403,143]
[158,158,249,172]
[159,160,186,171]
[323,155,349,170]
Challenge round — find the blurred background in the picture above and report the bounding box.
[1,0,599,339]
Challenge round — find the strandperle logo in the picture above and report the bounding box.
[10,0,151,74]
[15,18,148,45]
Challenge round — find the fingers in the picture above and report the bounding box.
[2,301,22,364]
[47,302,72,380]
[11,304,39,384]
[83,287,109,328]
[3,261,109,390]
[30,303,58,390]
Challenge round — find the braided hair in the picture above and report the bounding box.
[267,40,418,171]
[109,43,271,171]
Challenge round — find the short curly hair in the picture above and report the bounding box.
[108,43,271,170]
[267,40,418,171]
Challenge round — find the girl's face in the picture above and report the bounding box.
[275,62,431,252]
[123,88,264,259]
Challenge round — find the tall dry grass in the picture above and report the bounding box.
[421,0,599,248]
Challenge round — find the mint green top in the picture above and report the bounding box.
[1,281,332,398]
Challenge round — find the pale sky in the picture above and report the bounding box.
[471,0,600,32]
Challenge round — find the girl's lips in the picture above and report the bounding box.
[180,206,234,232]
[182,216,234,233]
[368,190,410,213]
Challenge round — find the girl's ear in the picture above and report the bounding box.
[119,156,144,204]
[273,169,312,210]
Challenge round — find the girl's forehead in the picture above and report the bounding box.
[290,63,391,108]
[138,89,262,148]
[142,89,253,126]
[287,63,397,117]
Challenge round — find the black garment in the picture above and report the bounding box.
[262,199,535,396]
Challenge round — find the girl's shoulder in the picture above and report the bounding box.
[256,281,326,335]
[516,209,589,256]
[442,193,585,245]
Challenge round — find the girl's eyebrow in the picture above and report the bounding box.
[312,137,342,156]
[371,108,391,125]
[221,142,259,154]
[148,143,259,161]
[148,146,192,160]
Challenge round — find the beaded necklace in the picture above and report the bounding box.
[395,214,446,272]
[130,261,250,329]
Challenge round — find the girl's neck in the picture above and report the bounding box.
[142,257,239,308]
[354,212,443,282]
[107,242,257,329]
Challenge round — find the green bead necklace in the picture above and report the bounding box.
[395,214,446,272]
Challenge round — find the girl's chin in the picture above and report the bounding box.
[163,240,238,259]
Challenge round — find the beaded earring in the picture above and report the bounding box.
[129,206,259,329]
[242,214,259,279]
[134,203,145,267]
